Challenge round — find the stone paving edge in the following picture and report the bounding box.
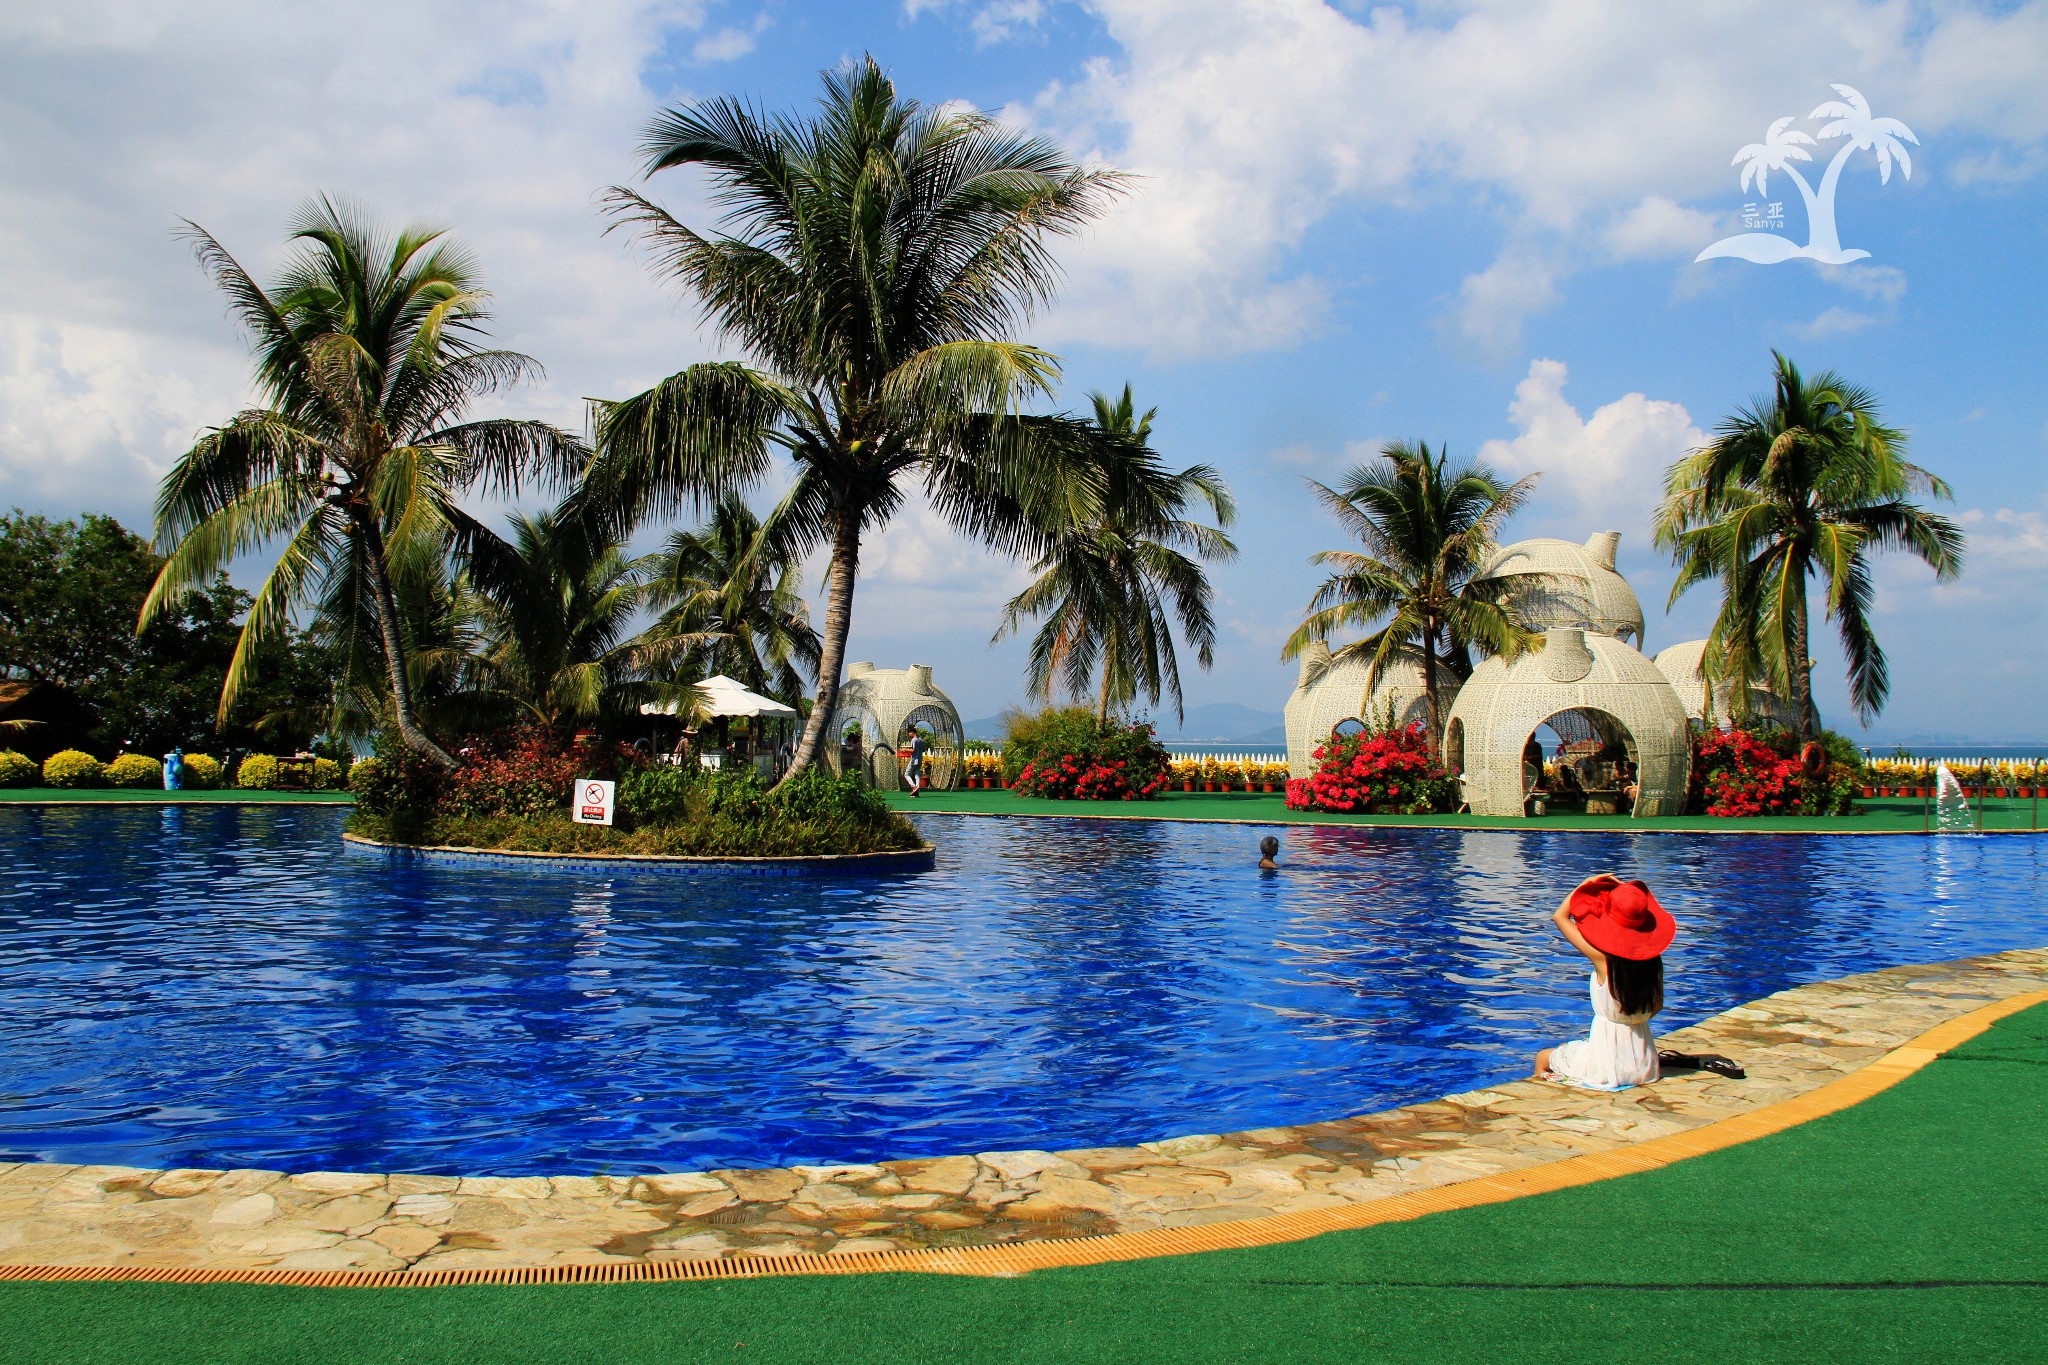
[1,947,2043,1285]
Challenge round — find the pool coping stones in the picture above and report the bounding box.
[2,946,2043,1283]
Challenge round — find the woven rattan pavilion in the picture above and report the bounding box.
[823,663,966,791]
[1443,626,1692,817]
[1652,639,1800,730]
[1283,642,1459,779]
[1475,532,1646,644]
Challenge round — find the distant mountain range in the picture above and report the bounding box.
[964,702,1286,744]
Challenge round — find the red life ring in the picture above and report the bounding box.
[1799,741,1828,777]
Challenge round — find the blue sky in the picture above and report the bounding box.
[3,1,2046,741]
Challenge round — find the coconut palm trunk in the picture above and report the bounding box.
[1784,568,1816,738]
[1420,618,1444,750]
[788,512,861,774]
[356,515,455,766]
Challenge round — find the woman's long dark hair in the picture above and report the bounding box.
[1604,953,1664,1017]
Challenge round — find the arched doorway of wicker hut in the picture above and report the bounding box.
[1441,627,1691,817]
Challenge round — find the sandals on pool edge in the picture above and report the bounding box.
[1659,1049,1747,1079]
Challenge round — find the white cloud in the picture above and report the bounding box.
[1447,248,1559,361]
[906,0,1049,46]
[1789,306,1884,340]
[1015,0,2048,357]
[1478,358,1705,526]
[846,493,1034,636]
[1833,264,1908,303]
[1605,196,1721,261]
[1955,506,2048,573]
[0,0,730,526]
[692,17,769,64]
[1263,437,1381,473]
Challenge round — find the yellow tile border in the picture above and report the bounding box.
[3,986,2042,1292]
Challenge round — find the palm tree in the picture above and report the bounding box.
[1282,442,1537,751]
[993,386,1235,723]
[1655,352,1963,738]
[583,57,1124,783]
[271,547,492,744]
[463,508,656,733]
[640,495,820,705]
[141,197,584,765]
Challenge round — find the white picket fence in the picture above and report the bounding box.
[1160,750,1287,768]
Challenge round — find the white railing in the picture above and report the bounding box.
[1159,749,1287,768]
[1866,754,2047,772]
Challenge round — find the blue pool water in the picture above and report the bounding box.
[2,806,2045,1176]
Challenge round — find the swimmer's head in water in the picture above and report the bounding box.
[1259,836,1279,858]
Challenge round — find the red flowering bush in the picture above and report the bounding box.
[1006,712,1172,801]
[1285,723,1459,815]
[442,727,644,818]
[1688,727,1858,817]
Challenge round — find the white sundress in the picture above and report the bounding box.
[1547,973,1661,1091]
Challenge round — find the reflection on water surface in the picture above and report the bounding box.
[0,807,2042,1175]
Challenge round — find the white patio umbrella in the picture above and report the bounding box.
[640,675,797,720]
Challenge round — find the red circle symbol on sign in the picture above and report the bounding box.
[585,783,604,802]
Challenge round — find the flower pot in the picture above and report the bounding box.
[1202,781,1217,793]
[1181,779,1195,792]
[1261,782,1276,794]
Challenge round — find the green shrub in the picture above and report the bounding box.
[237,754,279,789]
[352,762,919,857]
[0,750,38,787]
[999,706,1100,783]
[1001,707,1172,800]
[347,735,447,816]
[617,763,700,826]
[42,749,105,788]
[1817,728,1865,771]
[314,756,345,789]
[180,754,223,789]
[349,757,385,802]
[105,753,164,788]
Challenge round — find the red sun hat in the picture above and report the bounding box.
[1567,876,1676,960]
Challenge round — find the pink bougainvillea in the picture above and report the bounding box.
[1688,727,1858,818]
[1284,723,1459,815]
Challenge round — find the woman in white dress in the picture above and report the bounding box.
[1533,873,1675,1090]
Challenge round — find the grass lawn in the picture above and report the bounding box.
[0,788,352,804]
[4,1002,2043,1364]
[886,786,2048,834]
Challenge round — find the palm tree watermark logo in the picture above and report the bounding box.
[1696,85,1918,266]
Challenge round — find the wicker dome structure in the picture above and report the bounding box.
[1442,627,1692,817]
[1652,639,1800,730]
[1283,642,1461,778]
[1475,532,1645,645]
[822,662,966,791]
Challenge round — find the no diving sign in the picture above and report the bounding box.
[573,778,615,826]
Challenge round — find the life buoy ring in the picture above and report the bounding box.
[1799,741,1828,777]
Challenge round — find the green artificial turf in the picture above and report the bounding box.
[0,788,352,804]
[6,1003,2046,1364]
[885,786,2048,834]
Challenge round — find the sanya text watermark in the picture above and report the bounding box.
[1697,85,1917,266]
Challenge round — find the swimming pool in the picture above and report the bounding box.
[2,805,2044,1176]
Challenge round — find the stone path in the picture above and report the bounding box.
[3,948,2043,1275]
